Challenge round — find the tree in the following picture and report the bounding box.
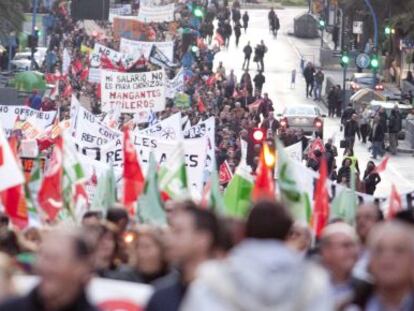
[0,0,29,39]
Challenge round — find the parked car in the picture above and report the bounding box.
[278,104,325,138]
[349,73,384,93]
[10,47,47,72]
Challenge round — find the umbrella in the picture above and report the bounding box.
[350,88,385,105]
[12,71,46,92]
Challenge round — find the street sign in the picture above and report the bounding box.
[356,53,371,69]
[353,21,364,34]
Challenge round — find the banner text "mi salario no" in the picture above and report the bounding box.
[101,70,166,114]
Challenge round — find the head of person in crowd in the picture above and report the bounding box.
[34,229,95,310]
[0,212,9,233]
[166,201,220,283]
[0,253,14,303]
[85,222,118,275]
[246,200,293,241]
[106,206,129,234]
[23,227,42,249]
[127,226,168,283]
[82,211,103,227]
[367,221,414,308]
[0,230,20,257]
[356,203,383,246]
[364,160,376,175]
[286,221,312,254]
[320,223,359,285]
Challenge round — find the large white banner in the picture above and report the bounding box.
[88,43,135,83]
[166,68,184,99]
[139,112,183,140]
[78,134,207,196]
[0,105,57,137]
[184,117,215,173]
[120,38,174,61]
[14,276,152,311]
[101,70,166,113]
[71,96,122,147]
[137,3,175,23]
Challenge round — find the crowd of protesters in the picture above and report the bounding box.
[1,0,413,310]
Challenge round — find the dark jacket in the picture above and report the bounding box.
[369,123,385,142]
[337,166,351,184]
[0,287,98,311]
[341,107,356,124]
[344,119,361,139]
[146,273,186,311]
[261,118,279,132]
[253,73,265,88]
[363,171,381,195]
[303,66,315,83]
[243,45,252,58]
[388,110,402,133]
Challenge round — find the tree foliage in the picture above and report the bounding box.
[0,0,29,39]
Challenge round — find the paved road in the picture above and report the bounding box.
[214,7,414,197]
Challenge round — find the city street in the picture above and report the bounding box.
[214,7,414,197]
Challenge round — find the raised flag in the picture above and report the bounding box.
[214,32,224,46]
[219,161,233,185]
[373,156,389,174]
[197,96,206,113]
[137,153,166,226]
[90,166,117,212]
[123,128,145,215]
[38,136,64,221]
[388,184,402,218]
[311,157,329,237]
[158,142,189,200]
[276,139,312,223]
[252,143,275,202]
[201,168,225,214]
[223,163,253,218]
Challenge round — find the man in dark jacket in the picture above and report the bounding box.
[242,41,253,70]
[234,21,242,47]
[369,116,385,159]
[341,103,356,126]
[0,230,98,311]
[253,70,266,96]
[146,203,219,311]
[344,113,361,151]
[327,86,337,117]
[242,11,249,33]
[303,62,315,98]
[388,105,402,155]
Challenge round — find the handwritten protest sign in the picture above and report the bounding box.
[137,4,175,23]
[120,38,174,61]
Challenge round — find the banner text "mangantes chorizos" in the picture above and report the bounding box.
[101,70,166,113]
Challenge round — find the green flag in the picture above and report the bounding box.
[137,153,166,226]
[223,164,254,219]
[331,166,358,225]
[90,165,117,212]
[26,157,43,226]
[203,167,225,214]
[276,139,312,223]
[158,142,189,200]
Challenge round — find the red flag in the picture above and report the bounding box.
[388,184,402,219]
[307,138,325,161]
[311,157,329,237]
[373,156,389,174]
[38,136,63,221]
[62,84,72,98]
[101,55,125,72]
[1,138,28,229]
[71,59,83,75]
[80,68,89,81]
[197,96,206,113]
[0,145,3,166]
[123,128,144,215]
[214,33,224,46]
[219,161,233,185]
[252,144,275,202]
[206,75,216,87]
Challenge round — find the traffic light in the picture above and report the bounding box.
[385,26,391,35]
[193,6,204,18]
[370,55,379,70]
[340,51,350,67]
[319,19,326,30]
[252,128,265,145]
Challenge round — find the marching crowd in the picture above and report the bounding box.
[0,0,413,311]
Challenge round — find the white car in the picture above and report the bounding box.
[10,47,47,71]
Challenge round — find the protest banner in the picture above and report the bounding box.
[137,3,175,23]
[88,43,135,83]
[109,4,132,22]
[285,141,303,162]
[0,105,57,137]
[139,112,183,140]
[78,134,207,196]
[14,276,152,311]
[120,38,174,61]
[71,96,122,148]
[166,68,184,99]
[100,70,166,113]
[112,17,148,41]
[184,117,215,172]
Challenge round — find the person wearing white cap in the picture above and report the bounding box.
[319,222,360,309]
